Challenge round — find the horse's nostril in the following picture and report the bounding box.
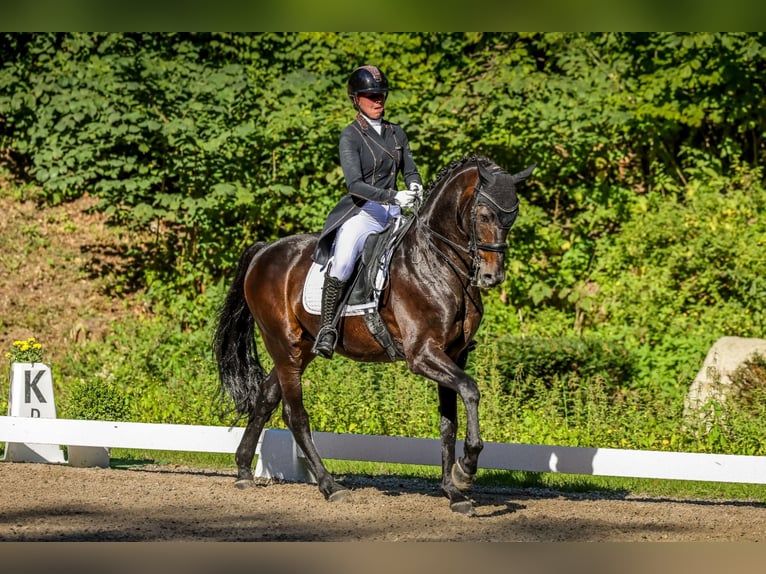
[481,271,505,287]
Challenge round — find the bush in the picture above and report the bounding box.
[63,378,130,421]
[493,335,635,393]
[730,352,766,407]
[697,354,766,456]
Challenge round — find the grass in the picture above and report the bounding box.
[3,343,765,505]
[75,446,766,504]
[107,449,234,471]
[327,461,766,504]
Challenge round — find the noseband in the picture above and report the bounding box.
[417,176,519,286]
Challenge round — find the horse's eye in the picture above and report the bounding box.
[479,213,491,224]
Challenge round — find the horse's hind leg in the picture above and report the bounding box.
[234,369,282,488]
[278,366,351,503]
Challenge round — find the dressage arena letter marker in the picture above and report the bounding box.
[3,363,109,467]
[4,363,65,464]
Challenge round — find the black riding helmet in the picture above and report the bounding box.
[347,65,389,107]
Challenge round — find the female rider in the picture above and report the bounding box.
[312,65,423,358]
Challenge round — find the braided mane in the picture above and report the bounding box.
[424,155,497,195]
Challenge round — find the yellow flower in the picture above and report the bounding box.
[7,337,45,364]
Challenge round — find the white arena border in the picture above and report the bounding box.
[1,415,766,485]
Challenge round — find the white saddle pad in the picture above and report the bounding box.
[304,217,403,317]
[302,261,377,317]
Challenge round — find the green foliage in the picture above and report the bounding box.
[4,33,766,465]
[0,33,343,309]
[591,161,766,332]
[58,297,225,426]
[301,359,440,437]
[4,32,764,324]
[730,352,766,408]
[46,307,766,460]
[468,339,766,456]
[491,335,635,392]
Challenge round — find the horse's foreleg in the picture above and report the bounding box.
[453,377,483,487]
[411,345,483,514]
[234,369,281,488]
[450,344,482,489]
[438,385,475,515]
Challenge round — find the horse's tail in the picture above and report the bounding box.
[213,241,268,417]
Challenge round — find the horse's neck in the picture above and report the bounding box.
[404,168,478,280]
[419,169,475,241]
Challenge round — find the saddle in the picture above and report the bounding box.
[303,215,415,360]
[348,215,410,305]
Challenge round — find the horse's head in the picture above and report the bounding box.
[417,156,534,289]
[469,161,535,288]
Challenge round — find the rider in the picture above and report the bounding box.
[311,65,424,359]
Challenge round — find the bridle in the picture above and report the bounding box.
[415,171,519,286]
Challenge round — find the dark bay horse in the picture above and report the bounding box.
[213,155,535,515]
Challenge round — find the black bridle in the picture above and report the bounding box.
[416,178,520,286]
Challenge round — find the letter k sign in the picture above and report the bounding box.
[25,369,47,403]
[8,363,56,418]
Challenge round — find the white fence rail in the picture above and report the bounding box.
[2,415,766,485]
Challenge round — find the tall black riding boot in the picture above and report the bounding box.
[313,274,346,359]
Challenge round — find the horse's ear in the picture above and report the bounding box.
[477,160,496,185]
[511,164,536,184]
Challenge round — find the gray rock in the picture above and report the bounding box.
[685,336,766,423]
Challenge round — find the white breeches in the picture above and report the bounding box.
[329,202,401,281]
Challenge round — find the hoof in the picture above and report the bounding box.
[328,488,352,503]
[234,478,256,490]
[450,500,476,516]
[451,460,474,491]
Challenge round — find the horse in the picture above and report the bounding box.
[213,155,535,515]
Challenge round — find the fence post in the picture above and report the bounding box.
[254,429,315,483]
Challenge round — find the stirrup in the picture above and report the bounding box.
[313,326,338,358]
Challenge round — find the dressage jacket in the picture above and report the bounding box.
[312,113,422,267]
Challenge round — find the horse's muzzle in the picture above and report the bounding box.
[478,268,505,289]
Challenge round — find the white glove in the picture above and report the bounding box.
[409,182,423,199]
[394,189,417,209]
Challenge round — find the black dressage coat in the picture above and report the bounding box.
[312,113,422,267]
